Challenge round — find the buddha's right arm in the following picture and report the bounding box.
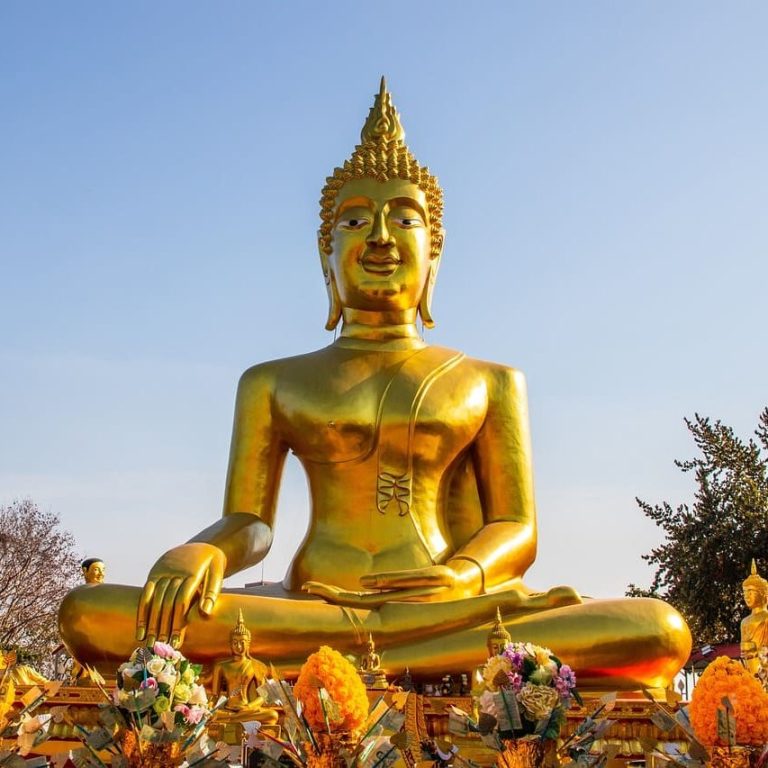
[137,364,287,646]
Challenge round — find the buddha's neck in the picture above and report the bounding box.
[336,308,426,350]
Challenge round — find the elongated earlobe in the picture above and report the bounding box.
[319,238,342,331]
[418,231,444,329]
[324,269,342,331]
[418,259,439,328]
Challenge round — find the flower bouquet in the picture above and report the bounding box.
[70,643,231,768]
[687,656,768,768]
[251,646,466,768]
[450,642,580,768]
[293,646,369,768]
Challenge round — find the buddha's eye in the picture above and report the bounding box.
[336,217,370,231]
[392,214,424,229]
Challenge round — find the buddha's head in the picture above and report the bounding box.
[230,609,251,657]
[81,558,105,585]
[318,78,444,330]
[743,560,768,611]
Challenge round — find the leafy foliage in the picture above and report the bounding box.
[0,499,80,671]
[627,409,768,645]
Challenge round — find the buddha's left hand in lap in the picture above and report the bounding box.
[302,561,484,608]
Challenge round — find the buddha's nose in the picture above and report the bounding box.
[367,213,394,247]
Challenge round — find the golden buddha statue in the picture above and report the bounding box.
[58,79,691,689]
[740,560,768,676]
[487,608,512,657]
[211,610,277,724]
[358,633,388,689]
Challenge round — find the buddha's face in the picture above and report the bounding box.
[489,640,505,657]
[231,634,248,657]
[744,586,767,610]
[84,561,105,584]
[325,177,442,313]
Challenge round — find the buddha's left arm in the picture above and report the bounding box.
[446,366,537,592]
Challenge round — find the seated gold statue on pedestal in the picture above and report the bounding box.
[211,610,277,724]
[740,560,768,677]
[59,79,691,688]
[358,634,388,690]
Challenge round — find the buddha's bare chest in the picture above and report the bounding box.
[274,354,487,465]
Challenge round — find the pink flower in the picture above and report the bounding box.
[174,704,190,718]
[506,671,523,692]
[140,677,158,690]
[153,641,176,659]
[184,706,205,725]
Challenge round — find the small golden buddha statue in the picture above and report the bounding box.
[211,610,277,724]
[81,558,105,585]
[358,634,388,690]
[740,560,768,676]
[487,607,512,657]
[59,79,691,689]
[471,608,512,707]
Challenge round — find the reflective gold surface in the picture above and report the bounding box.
[58,80,691,688]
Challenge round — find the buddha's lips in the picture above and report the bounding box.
[361,252,401,275]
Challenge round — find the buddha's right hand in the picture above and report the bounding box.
[136,542,225,648]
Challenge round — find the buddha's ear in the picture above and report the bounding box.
[419,228,444,329]
[318,233,342,331]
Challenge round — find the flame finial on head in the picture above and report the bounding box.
[360,77,405,145]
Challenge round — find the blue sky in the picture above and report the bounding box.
[1,2,767,598]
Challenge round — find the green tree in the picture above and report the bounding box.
[0,499,80,672]
[627,409,768,645]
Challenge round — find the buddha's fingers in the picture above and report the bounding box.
[523,585,583,609]
[145,578,170,647]
[136,580,157,641]
[360,565,454,590]
[199,558,224,616]
[302,581,445,608]
[157,577,183,643]
[170,578,201,649]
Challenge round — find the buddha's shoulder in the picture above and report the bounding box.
[457,353,528,390]
[237,348,341,388]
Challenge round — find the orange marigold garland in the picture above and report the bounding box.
[294,646,369,736]
[689,656,768,746]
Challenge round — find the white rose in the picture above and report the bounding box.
[189,684,208,706]
[146,657,165,676]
